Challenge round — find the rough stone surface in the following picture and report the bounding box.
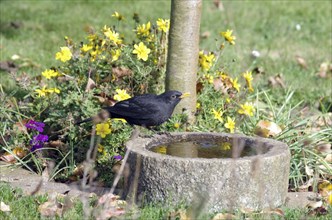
[0,162,109,197]
[285,192,317,209]
[125,132,291,212]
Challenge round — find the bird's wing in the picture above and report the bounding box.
[105,94,160,119]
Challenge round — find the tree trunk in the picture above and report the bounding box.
[165,0,202,123]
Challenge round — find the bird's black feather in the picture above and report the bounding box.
[76,90,184,127]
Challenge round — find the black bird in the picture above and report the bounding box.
[76,90,189,128]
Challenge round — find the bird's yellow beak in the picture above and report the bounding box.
[180,92,190,99]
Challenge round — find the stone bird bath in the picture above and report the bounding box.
[124,132,290,212]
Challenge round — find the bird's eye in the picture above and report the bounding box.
[171,95,177,99]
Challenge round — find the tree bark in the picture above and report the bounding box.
[165,0,202,122]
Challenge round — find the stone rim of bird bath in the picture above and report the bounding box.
[125,132,290,212]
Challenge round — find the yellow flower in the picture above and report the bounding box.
[81,44,93,52]
[90,50,98,57]
[104,26,122,45]
[212,108,223,123]
[96,123,112,138]
[174,123,180,129]
[156,18,170,33]
[35,86,60,97]
[111,49,121,62]
[41,69,59,79]
[146,34,156,43]
[153,145,167,154]
[224,116,235,133]
[196,102,201,109]
[55,46,72,62]
[220,29,236,45]
[220,142,231,151]
[101,39,107,47]
[243,71,254,92]
[230,77,241,92]
[87,34,97,42]
[135,22,151,37]
[132,42,151,61]
[47,88,60,94]
[114,89,131,101]
[97,144,105,153]
[238,102,255,117]
[218,71,229,80]
[112,11,124,21]
[203,74,214,84]
[113,118,127,123]
[199,51,215,71]
[35,86,48,97]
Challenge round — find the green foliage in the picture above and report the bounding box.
[0,183,84,219]
[0,1,331,209]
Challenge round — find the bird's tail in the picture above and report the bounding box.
[75,117,92,125]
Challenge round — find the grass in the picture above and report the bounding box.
[1,182,331,219]
[1,0,331,218]
[0,182,84,219]
[1,1,331,104]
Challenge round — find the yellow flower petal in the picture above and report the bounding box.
[114,89,131,101]
[132,42,151,61]
[96,123,112,138]
[156,18,170,33]
[224,116,235,133]
[55,47,72,62]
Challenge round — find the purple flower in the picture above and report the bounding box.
[25,120,45,132]
[30,143,43,152]
[30,134,48,152]
[114,155,122,160]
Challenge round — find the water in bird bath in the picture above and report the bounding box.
[150,140,262,158]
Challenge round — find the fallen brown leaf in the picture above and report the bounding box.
[254,120,282,138]
[85,77,96,92]
[168,209,190,220]
[0,147,27,163]
[212,213,236,220]
[315,142,331,154]
[196,82,204,94]
[252,66,265,75]
[298,178,314,192]
[213,78,224,92]
[94,92,116,106]
[12,120,28,133]
[95,192,127,219]
[38,193,63,217]
[239,207,255,213]
[307,200,323,209]
[0,60,18,73]
[201,31,211,39]
[268,74,286,88]
[49,140,67,151]
[112,66,132,79]
[317,62,329,78]
[213,0,224,11]
[296,55,308,69]
[324,154,332,163]
[0,153,16,163]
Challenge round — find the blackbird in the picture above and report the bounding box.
[76,90,189,127]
